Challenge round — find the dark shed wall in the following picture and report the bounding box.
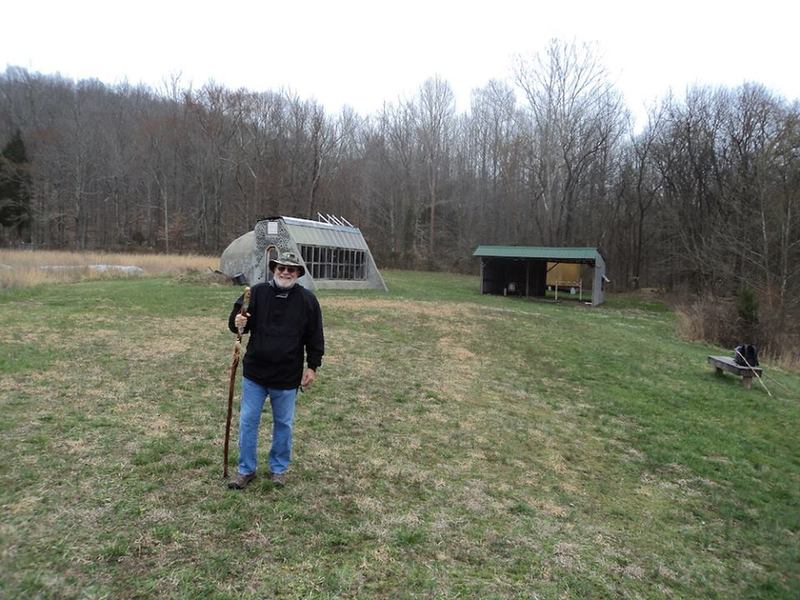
[529,260,547,296]
[481,258,547,296]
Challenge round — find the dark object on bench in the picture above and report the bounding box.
[734,344,759,366]
[708,355,764,389]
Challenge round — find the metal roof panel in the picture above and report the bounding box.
[282,217,368,250]
[473,246,603,261]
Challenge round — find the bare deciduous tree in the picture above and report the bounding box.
[515,39,626,245]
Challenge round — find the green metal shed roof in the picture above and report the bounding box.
[473,246,603,261]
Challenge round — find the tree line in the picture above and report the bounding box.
[1,40,799,346]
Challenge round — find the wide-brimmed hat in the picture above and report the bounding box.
[269,251,305,277]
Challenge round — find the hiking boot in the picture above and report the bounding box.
[269,472,286,487]
[228,471,256,490]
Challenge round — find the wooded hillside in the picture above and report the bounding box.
[1,41,798,345]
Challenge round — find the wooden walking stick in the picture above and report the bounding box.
[224,286,250,479]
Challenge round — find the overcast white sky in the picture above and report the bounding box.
[3,0,799,128]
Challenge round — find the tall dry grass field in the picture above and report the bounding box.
[0,249,218,290]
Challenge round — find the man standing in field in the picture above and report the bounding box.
[227,251,324,489]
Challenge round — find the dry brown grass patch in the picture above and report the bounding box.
[322,297,480,321]
[0,249,217,289]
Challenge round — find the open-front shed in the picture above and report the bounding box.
[220,215,387,291]
[474,246,607,306]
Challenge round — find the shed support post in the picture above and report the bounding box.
[525,261,530,296]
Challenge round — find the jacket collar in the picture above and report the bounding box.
[270,279,298,298]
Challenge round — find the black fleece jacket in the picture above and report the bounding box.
[228,282,324,389]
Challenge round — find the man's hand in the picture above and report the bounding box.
[234,312,250,331]
[301,368,316,389]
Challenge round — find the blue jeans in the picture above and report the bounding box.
[238,377,297,476]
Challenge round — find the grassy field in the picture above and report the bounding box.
[1,270,798,599]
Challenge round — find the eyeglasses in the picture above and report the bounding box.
[276,265,298,274]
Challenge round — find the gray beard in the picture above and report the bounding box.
[272,278,296,291]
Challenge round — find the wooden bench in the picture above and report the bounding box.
[708,355,763,389]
